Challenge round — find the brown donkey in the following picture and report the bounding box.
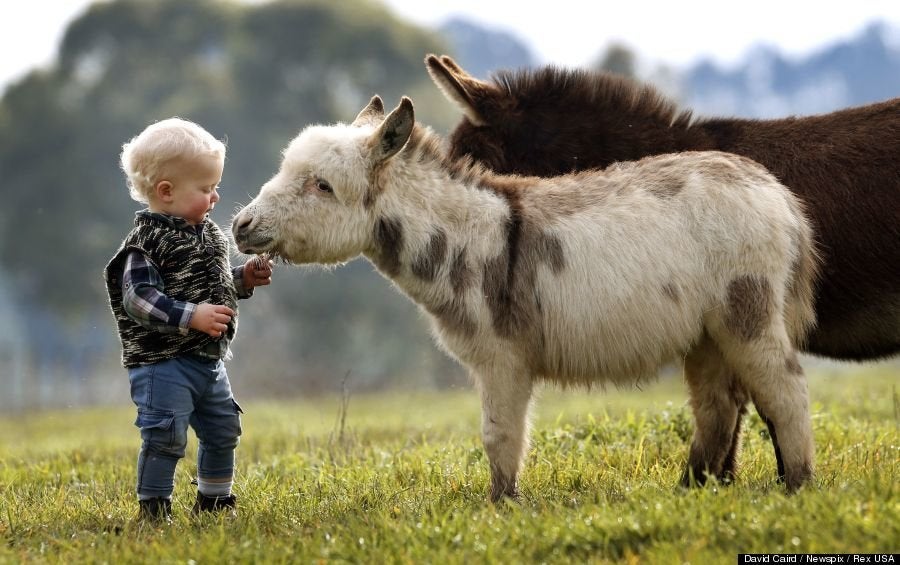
[426,54,900,485]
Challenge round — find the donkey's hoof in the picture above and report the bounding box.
[679,467,710,489]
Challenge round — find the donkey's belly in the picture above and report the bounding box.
[805,291,900,360]
[538,293,705,385]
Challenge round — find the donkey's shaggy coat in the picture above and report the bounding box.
[233,97,819,500]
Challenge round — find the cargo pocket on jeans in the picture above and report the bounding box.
[134,408,176,448]
[231,399,244,437]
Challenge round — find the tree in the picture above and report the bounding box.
[0,0,465,394]
[595,43,637,77]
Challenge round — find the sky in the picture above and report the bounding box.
[3,0,900,92]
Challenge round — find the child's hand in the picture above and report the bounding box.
[244,255,274,289]
[190,303,235,337]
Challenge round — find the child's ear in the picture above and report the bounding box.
[155,180,174,202]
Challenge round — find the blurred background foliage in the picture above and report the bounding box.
[0,0,463,407]
[1,0,897,409]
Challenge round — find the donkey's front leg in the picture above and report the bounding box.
[476,364,534,502]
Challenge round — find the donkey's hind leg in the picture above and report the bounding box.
[755,407,786,482]
[681,333,749,487]
[706,301,814,492]
[721,402,749,482]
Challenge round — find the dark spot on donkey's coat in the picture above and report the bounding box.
[373,217,404,276]
[411,228,448,282]
[483,216,567,338]
[663,283,680,303]
[642,160,688,198]
[785,350,804,374]
[425,298,478,337]
[725,275,773,340]
[449,248,475,295]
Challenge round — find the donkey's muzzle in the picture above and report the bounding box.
[231,211,272,254]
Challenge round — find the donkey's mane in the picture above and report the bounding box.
[404,124,508,188]
[491,66,697,128]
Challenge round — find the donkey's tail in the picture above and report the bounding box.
[784,196,821,348]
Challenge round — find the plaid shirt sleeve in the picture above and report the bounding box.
[233,264,254,299]
[121,250,195,335]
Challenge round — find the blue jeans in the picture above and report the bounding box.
[128,355,242,499]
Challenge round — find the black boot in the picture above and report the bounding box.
[138,497,172,524]
[192,491,237,517]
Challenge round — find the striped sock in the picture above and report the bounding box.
[197,477,233,498]
[138,494,172,501]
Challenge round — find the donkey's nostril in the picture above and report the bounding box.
[232,213,254,238]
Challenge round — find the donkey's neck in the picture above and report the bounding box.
[363,149,508,304]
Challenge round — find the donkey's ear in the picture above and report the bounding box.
[425,54,493,126]
[439,55,466,75]
[352,95,385,127]
[369,97,414,162]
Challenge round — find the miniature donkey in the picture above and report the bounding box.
[426,53,899,485]
[232,96,820,500]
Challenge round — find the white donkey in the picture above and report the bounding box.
[232,96,819,500]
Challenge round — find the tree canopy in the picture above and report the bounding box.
[0,0,464,393]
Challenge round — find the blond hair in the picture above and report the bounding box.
[120,117,226,204]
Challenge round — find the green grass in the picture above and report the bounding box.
[1,366,897,563]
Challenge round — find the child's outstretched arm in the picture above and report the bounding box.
[233,255,274,299]
[122,250,232,338]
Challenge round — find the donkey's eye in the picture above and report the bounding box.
[316,180,333,193]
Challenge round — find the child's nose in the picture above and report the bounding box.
[211,189,220,203]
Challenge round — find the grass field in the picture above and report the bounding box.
[1,364,897,563]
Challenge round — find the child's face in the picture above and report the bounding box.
[156,154,224,225]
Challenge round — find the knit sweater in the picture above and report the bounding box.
[105,211,240,368]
